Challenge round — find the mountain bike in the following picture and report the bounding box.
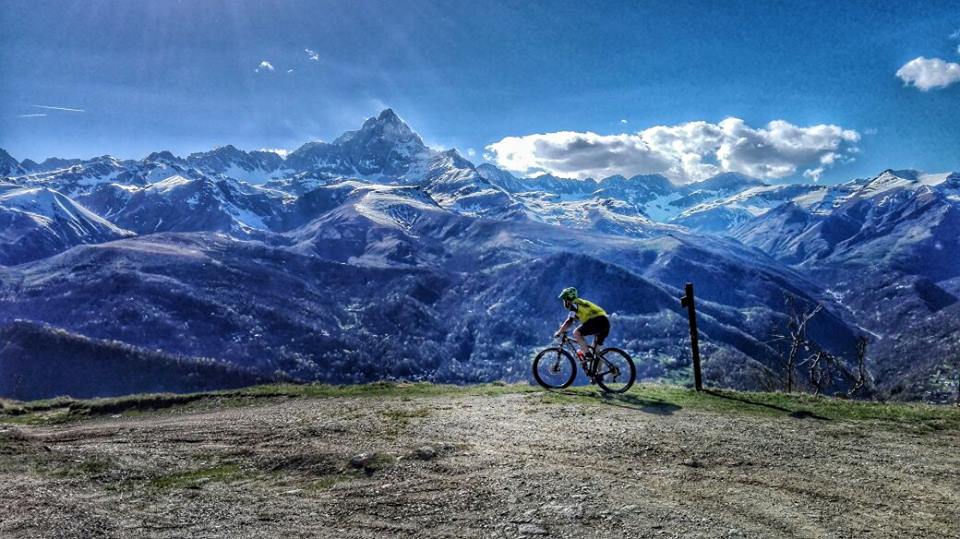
[532,332,636,393]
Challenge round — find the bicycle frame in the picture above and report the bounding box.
[557,332,608,378]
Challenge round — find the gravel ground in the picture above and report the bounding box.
[0,390,957,538]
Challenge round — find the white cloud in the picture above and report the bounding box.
[619,119,628,124]
[17,113,47,118]
[287,69,294,74]
[255,60,275,73]
[895,56,960,91]
[305,48,320,61]
[950,29,960,40]
[803,167,826,182]
[466,148,477,157]
[258,148,289,158]
[485,118,860,183]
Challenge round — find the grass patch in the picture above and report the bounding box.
[3,381,957,432]
[40,455,114,479]
[148,463,243,490]
[306,474,353,491]
[2,408,88,426]
[548,384,960,431]
[0,382,538,426]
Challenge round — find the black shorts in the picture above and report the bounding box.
[577,315,610,346]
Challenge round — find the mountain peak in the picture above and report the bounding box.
[876,169,920,182]
[334,109,421,148]
[145,150,181,163]
[377,108,401,124]
[0,148,25,176]
[691,172,765,192]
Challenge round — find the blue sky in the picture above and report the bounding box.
[1,0,958,183]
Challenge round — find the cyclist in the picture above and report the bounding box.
[554,287,610,363]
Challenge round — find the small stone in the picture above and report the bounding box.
[518,523,548,535]
[349,453,371,469]
[415,446,437,460]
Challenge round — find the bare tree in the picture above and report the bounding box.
[845,336,871,398]
[771,296,822,393]
[803,350,837,396]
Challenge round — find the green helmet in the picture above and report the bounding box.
[558,287,578,302]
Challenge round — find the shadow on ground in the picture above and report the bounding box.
[549,389,682,415]
[704,389,830,421]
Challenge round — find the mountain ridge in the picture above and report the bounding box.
[1,110,958,402]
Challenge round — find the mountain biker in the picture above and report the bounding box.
[554,287,610,363]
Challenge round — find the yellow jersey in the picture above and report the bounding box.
[568,298,607,323]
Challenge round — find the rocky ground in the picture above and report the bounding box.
[0,384,957,538]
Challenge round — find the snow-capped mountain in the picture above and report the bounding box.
[477,165,774,226]
[0,149,27,177]
[284,108,434,182]
[14,154,205,198]
[0,186,134,264]
[1,111,958,402]
[733,169,960,270]
[419,150,527,219]
[186,145,293,184]
[84,175,289,236]
[17,157,82,174]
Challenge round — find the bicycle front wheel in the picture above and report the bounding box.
[594,348,636,393]
[532,347,577,389]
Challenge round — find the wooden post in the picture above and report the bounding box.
[680,282,703,391]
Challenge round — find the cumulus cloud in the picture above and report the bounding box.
[485,118,860,183]
[255,60,275,73]
[305,48,320,61]
[619,119,628,124]
[896,57,960,91]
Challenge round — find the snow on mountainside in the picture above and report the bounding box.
[285,109,435,182]
[733,169,960,268]
[15,154,202,197]
[419,150,526,219]
[186,145,294,184]
[82,175,290,236]
[0,187,134,265]
[18,157,82,174]
[0,149,27,177]
[477,165,773,226]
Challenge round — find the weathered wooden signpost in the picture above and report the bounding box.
[679,282,704,391]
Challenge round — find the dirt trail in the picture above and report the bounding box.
[1,390,958,538]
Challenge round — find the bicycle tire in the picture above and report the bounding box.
[594,347,636,393]
[532,347,577,389]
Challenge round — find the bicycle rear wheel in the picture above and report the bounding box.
[594,348,636,393]
[532,347,577,389]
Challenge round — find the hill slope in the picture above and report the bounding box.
[0,383,956,538]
